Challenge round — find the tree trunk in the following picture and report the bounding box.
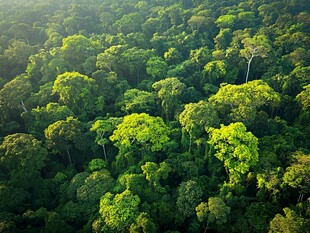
[102,144,108,161]
[67,150,72,164]
[245,56,253,83]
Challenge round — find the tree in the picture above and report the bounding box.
[269,207,309,233]
[90,117,122,161]
[76,169,115,203]
[99,190,140,232]
[0,133,47,211]
[283,152,310,198]
[0,133,47,189]
[187,16,208,31]
[146,56,168,80]
[203,60,236,85]
[60,34,101,71]
[113,12,144,35]
[240,35,272,83]
[214,28,232,50]
[52,71,98,118]
[130,212,156,233]
[22,102,73,138]
[96,45,127,72]
[196,197,230,228]
[208,122,259,184]
[44,116,88,164]
[296,84,310,110]
[92,71,129,106]
[110,113,170,153]
[207,197,230,225]
[2,40,38,78]
[179,101,219,152]
[208,80,280,125]
[164,47,183,65]
[176,180,203,221]
[0,75,32,114]
[121,47,154,84]
[122,89,156,115]
[215,15,237,28]
[141,161,171,189]
[152,77,186,121]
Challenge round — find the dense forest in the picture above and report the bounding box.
[0,0,309,232]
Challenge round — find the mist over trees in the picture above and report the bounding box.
[0,0,309,232]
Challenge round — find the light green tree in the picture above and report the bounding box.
[99,190,140,232]
[208,80,280,125]
[208,122,259,183]
[110,113,170,153]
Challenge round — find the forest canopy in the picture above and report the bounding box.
[0,0,309,232]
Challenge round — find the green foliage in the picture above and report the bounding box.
[0,133,47,187]
[269,207,310,233]
[283,152,310,194]
[152,77,186,120]
[130,212,157,233]
[179,100,219,151]
[110,113,170,152]
[209,80,280,125]
[99,190,140,232]
[22,102,73,138]
[88,159,107,172]
[146,56,168,80]
[196,197,231,226]
[0,0,309,232]
[0,133,47,211]
[52,71,98,118]
[122,89,156,114]
[44,116,89,162]
[208,122,259,184]
[177,180,203,221]
[296,84,310,110]
[76,170,115,203]
[141,161,172,189]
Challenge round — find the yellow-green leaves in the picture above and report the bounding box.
[110,113,170,152]
[296,84,310,110]
[99,190,140,232]
[208,122,259,184]
[209,80,280,125]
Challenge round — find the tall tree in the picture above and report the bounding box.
[110,113,170,153]
[208,80,280,125]
[208,122,259,184]
[240,35,271,83]
[98,190,140,232]
[90,117,122,161]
